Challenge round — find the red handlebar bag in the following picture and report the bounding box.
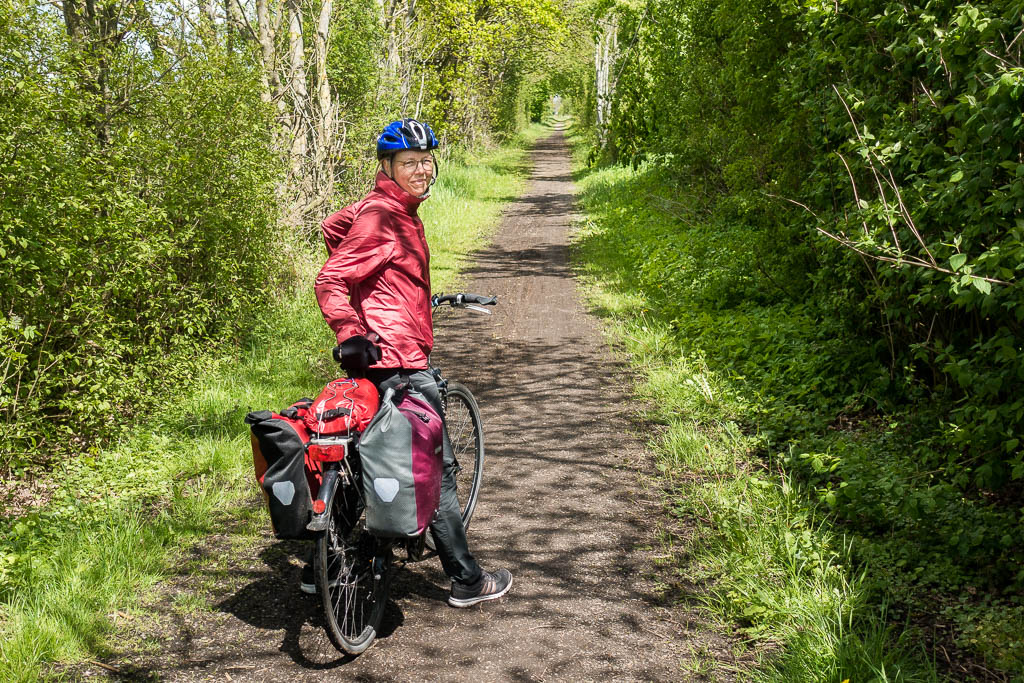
[246,399,322,540]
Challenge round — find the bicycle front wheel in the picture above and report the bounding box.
[443,381,485,527]
[317,481,388,655]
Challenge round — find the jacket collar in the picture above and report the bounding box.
[374,171,428,215]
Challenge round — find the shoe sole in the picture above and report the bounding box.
[447,575,513,608]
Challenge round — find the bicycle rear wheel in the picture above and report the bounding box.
[317,480,388,654]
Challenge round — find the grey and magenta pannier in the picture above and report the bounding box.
[358,384,444,538]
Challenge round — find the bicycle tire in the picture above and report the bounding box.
[426,381,484,551]
[446,382,485,525]
[317,480,388,654]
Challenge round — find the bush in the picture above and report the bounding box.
[0,2,283,468]
[590,0,1024,669]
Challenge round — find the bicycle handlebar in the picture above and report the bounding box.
[431,293,498,308]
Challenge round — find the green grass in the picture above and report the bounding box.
[568,133,943,682]
[0,129,541,680]
[423,123,547,287]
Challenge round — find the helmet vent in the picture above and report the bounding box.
[377,118,439,156]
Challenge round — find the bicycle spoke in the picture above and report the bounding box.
[318,483,387,654]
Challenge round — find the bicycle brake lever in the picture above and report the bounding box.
[465,304,493,315]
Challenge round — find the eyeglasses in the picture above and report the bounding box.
[395,157,434,172]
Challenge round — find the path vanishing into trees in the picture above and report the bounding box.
[80,131,745,681]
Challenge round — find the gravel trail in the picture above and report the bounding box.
[80,130,741,682]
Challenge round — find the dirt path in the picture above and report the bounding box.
[87,131,740,681]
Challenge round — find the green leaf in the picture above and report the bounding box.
[950,253,968,271]
[950,169,964,182]
[971,277,992,295]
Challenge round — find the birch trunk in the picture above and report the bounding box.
[286,0,308,163]
[313,0,336,205]
[595,15,618,148]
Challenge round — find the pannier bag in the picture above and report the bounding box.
[304,377,379,436]
[358,384,444,538]
[246,399,322,540]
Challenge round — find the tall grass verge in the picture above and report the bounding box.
[570,140,942,681]
[0,128,540,679]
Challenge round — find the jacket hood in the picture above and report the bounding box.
[374,171,429,215]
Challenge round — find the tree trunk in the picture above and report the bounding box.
[225,0,246,54]
[285,0,310,226]
[256,0,284,109]
[378,0,416,109]
[595,15,618,149]
[313,0,336,205]
[380,0,401,77]
[59,0,122,146]
[398,0,416,111]
[202,0,217,27]
[287,0,308,163]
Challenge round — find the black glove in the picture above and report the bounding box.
[333,334,382,370]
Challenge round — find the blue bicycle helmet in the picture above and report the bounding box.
[376,118,440,158]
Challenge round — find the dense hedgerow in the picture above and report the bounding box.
[604,0,1024,574]
[593,0,1024,672]
[0,2,282,468]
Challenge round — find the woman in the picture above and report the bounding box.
[311,118,512,608]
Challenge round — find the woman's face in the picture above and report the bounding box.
[384,150,434,197]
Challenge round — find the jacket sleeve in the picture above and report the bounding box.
[314,204,396,342]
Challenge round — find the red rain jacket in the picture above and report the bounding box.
[314,172,433,369]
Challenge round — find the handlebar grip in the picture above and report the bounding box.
[462,293,497,305]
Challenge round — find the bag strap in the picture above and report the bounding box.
[280,397,314,420]
[317,406,352,420]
